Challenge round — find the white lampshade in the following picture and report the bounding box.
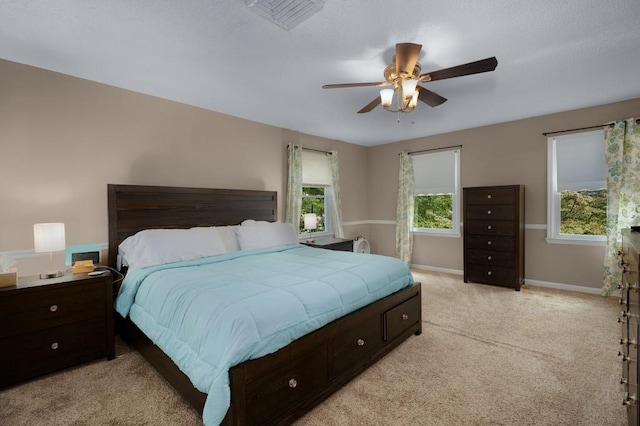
[34,223,66,253]
[401,79,418,99]
[380,89,394,108]
[303,213,318,231]
[409,90,419,108]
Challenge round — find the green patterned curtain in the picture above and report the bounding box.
[602,118,640,296]
[328,151,344,238]
[284,144,303,228]
[396,152,415,265]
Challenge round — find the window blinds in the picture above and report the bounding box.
[302,150,331,186]
[554,129,605,191]
[413,149,459,195]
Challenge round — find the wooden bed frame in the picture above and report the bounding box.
[108,184,422,425]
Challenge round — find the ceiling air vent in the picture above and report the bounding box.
[245,0,324,30]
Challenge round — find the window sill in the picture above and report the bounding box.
[413,229,461,238]
[545,236,605,246]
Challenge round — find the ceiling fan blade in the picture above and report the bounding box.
[322,81,388,89]
[420,57,498,82]
[417,86,447,107]
[357,96,381,114]
[395,43,422,78]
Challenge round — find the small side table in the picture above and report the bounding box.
[0,271,114,388]
[302,236,354,252]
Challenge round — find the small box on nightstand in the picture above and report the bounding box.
[0,268,17,288]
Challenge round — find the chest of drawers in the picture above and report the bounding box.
[0,272,114,387]
[463,185,525,290]
[621,230,640,424]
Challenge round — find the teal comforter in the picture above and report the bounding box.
[115,244,414,425]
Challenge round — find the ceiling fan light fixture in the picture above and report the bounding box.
[380,89,394,108]
[401,79,418,100]
[409,91,419,108]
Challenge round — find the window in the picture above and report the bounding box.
[547,129,606,245]
[300,150,332,235]
[412,148,461,236]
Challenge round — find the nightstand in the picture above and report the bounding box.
[0,271,114,388]
[302,236,354,252]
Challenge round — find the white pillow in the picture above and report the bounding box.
[236,221,298,251]
[119,227,228,269]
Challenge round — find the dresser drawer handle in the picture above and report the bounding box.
[487,240,492,245]
[356,338,365,346]
[487,256,492,261]
[288,378,298,389]
[487,225,492,230]
[401,314,409,320]
[487,271,492,276]
[487,194,492,199]
[51,342,59,350]
[50,305,58,312]
[487,210,492,215]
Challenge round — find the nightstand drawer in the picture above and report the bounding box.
[0,318,106,387]
[0,282,105,339]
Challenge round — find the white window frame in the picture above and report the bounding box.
[412,148,461,238]
[546,129,606,246]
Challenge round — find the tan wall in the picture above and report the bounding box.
[0,59,369,275]
[3,58,639,290]
[368,97,640,289]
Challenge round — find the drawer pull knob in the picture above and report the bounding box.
[487,241,492,245]
[401,314,409,320]
[623,392,637,407]
[618,317,627,324]
[618,351,632,362]
[356,338,365,346]
[487,225,492,230]
[621,377,629,385]
[487,194,492,199]
[51,342,59,350]
[620,338,638,346]
[487,271,492,276]
[288,378,297,388]
[50,305,58,312]
[487,256,492,261]
[487,210,492,215]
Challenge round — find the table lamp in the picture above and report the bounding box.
[34,222,66,279]
[303,213,317,243]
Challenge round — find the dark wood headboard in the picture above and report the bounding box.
[107,184,278,269]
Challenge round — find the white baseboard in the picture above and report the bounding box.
[410,263,603,295]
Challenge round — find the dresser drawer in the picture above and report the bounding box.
[245,346,328,425]
[466,264,515,287]
[330,316,384,377]
[384,295,420,342]
[464,187,517,205]
[466,249,514,268]
[0,318,106,387]
[465,235,514,252]
[465,220,515,237]
[0,282,105,339]
[466,205,516,221]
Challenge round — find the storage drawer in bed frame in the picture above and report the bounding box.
[119,282,422,425]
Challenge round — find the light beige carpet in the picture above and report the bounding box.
[0,271,626,425]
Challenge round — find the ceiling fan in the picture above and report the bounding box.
[322,43,498,114]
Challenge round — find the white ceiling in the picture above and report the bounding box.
[1,0,639,146]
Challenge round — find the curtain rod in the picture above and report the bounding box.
[287,144,333,155]
[399,145,462,156]
[542,118,640,136]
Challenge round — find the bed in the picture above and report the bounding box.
[108,184,422,425]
